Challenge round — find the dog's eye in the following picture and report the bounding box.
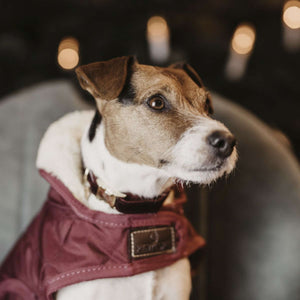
[147,95,166,111]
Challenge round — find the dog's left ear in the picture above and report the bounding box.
[75,56,137,101]
[169,62,204,88]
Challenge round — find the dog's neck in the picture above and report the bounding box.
[81,123,174,213]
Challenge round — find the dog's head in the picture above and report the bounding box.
[76,56,237,184]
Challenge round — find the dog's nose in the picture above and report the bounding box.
[207,130,236,158]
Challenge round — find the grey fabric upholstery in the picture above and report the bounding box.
[189,95,300,300]
[0,81,299,300]
[0,81,90,260]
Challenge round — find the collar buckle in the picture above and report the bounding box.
[96,187,117,208]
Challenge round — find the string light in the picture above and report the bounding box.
[225,23,256,80]
[147,16,169,41]
[57,37,79,70]
[283,0,300,29]
[147,16,170,63]
[231,24,256,55]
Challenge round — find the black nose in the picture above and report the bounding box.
[207,130,236,159]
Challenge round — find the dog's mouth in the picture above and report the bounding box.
[189,162,224,172]
[160,159,227,173]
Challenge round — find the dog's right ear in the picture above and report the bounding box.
[75,56,137,101]
[169,62,204,88]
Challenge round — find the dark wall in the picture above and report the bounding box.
[0,0,299,158]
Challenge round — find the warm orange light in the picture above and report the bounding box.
[147,16,170,63]
[147,16,169,41]
[283,1,300,29]
[231,24,256,55]
[57,37,79,70]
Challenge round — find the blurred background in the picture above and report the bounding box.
[0,0,299,158]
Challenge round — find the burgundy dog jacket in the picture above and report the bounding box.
[0,169,205,300]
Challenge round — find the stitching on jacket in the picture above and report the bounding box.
[73,207,163,227]
[72,203,178,228]
[48,264,129,284]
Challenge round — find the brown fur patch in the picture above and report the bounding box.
[75,56,135,101]
[100,63,211,167]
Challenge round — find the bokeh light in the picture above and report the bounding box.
[283,1,300,29]
[231,24,256,55]
[147,16,169,41]
[57,37,79,70]
[147,16,170,63]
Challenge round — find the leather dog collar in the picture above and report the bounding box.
[83,168,172,214]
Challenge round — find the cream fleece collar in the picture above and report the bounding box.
[36,110,94,204]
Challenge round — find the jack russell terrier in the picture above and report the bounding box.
[0,56,237,300]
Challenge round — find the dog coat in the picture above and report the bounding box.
[0,111,205,300]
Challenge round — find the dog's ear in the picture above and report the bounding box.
[75,56,137,101]
[170,62,213,114]
[169,62,204,88]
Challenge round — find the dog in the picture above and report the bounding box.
[0,56,237,300]
[57,56,237,299]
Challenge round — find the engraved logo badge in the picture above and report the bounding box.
[130,226,176,259]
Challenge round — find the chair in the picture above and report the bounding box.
[0,81,299,300]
